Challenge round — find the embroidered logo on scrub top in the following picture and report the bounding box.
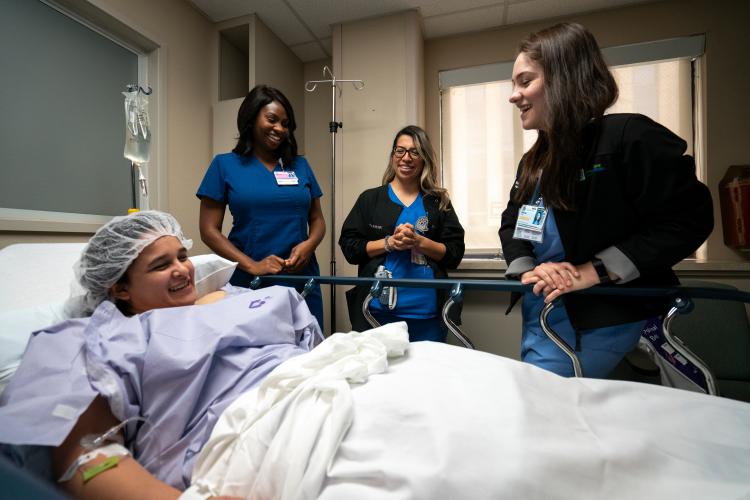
[579,163,607,181]
[415,215,429,233]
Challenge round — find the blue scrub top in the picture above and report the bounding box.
[371,185,436,319]
[197,152,322,275]
[197,153,325,329]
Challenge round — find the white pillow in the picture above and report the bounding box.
[0,302,68,395]
[190,254,238,299]
[0,254,236,395]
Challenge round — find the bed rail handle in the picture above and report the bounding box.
[442,283,475,349]
[362,281,383,329]
[662,296,717,395]
[300,278,316,298]
[250,277,262,290]
[540,301,583,377]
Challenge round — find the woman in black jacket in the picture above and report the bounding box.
[339,126,465,340]
[500,23,713,377]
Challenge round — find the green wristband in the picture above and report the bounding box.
[82,456,120,483]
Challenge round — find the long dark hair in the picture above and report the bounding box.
[232,85,298,167]
[513,23,618,210]
[382,125,451,210]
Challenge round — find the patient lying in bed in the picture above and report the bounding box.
[0,211,321,497]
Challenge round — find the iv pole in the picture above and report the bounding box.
[305,66,364,333]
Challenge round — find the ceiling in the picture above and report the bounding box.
[188,0,658,63]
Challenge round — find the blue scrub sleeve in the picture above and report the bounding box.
[196,155,227,203]
[298,157,323,198]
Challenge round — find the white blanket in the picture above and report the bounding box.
[188,336,750,500]
[185,322,410,499]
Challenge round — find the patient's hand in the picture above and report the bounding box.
[196,290,227,305]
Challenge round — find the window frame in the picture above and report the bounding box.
[439,35,706,261]
[0,0,165,233]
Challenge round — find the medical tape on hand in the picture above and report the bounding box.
[58,443,130,483]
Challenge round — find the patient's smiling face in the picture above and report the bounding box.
[110,236,196,314]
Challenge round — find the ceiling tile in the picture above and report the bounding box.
[187,0,257,23]
[253,3,315,46]
[423,3,507,39]
[419,0,507,18]
[286,0,417,39]
[508,0,652,25]
[290,41,329,63]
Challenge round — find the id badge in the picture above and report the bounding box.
[513,204,547,243]
[274,171,299,186]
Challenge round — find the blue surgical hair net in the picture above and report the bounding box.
[68,211,192,316]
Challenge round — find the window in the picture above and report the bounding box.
[440,36,705,257]
[0,0,159,232]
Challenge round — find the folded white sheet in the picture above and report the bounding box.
[184,322,410,500]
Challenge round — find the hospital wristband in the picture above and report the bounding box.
[58,443,131,483]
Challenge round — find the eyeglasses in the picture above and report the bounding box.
[392,146,421,160]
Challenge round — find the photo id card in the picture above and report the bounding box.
[513,204,547,243]
[274,171,299,185]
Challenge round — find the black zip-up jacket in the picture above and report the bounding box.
[500,113,714,331]
[339,185,465,332]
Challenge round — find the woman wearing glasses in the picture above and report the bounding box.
[339,126,465,341]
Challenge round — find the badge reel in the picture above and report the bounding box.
[374,265,397,309]
[513,204,548,243]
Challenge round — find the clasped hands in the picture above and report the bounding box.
[520,261,601,303]
[389,223,422,251]
[249,241,314,275]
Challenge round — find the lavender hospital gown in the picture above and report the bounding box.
[0,285,319,489]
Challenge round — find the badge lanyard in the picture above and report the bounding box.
[513,176,548,243]
[273,158,299,186]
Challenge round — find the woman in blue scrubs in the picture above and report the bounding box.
[197,85,326,330]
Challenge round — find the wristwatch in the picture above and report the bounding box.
[591,258,611,284]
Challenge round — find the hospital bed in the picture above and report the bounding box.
[252,273,750,398]
[1,243,750,499]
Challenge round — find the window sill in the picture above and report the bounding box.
[0,208,111,233]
